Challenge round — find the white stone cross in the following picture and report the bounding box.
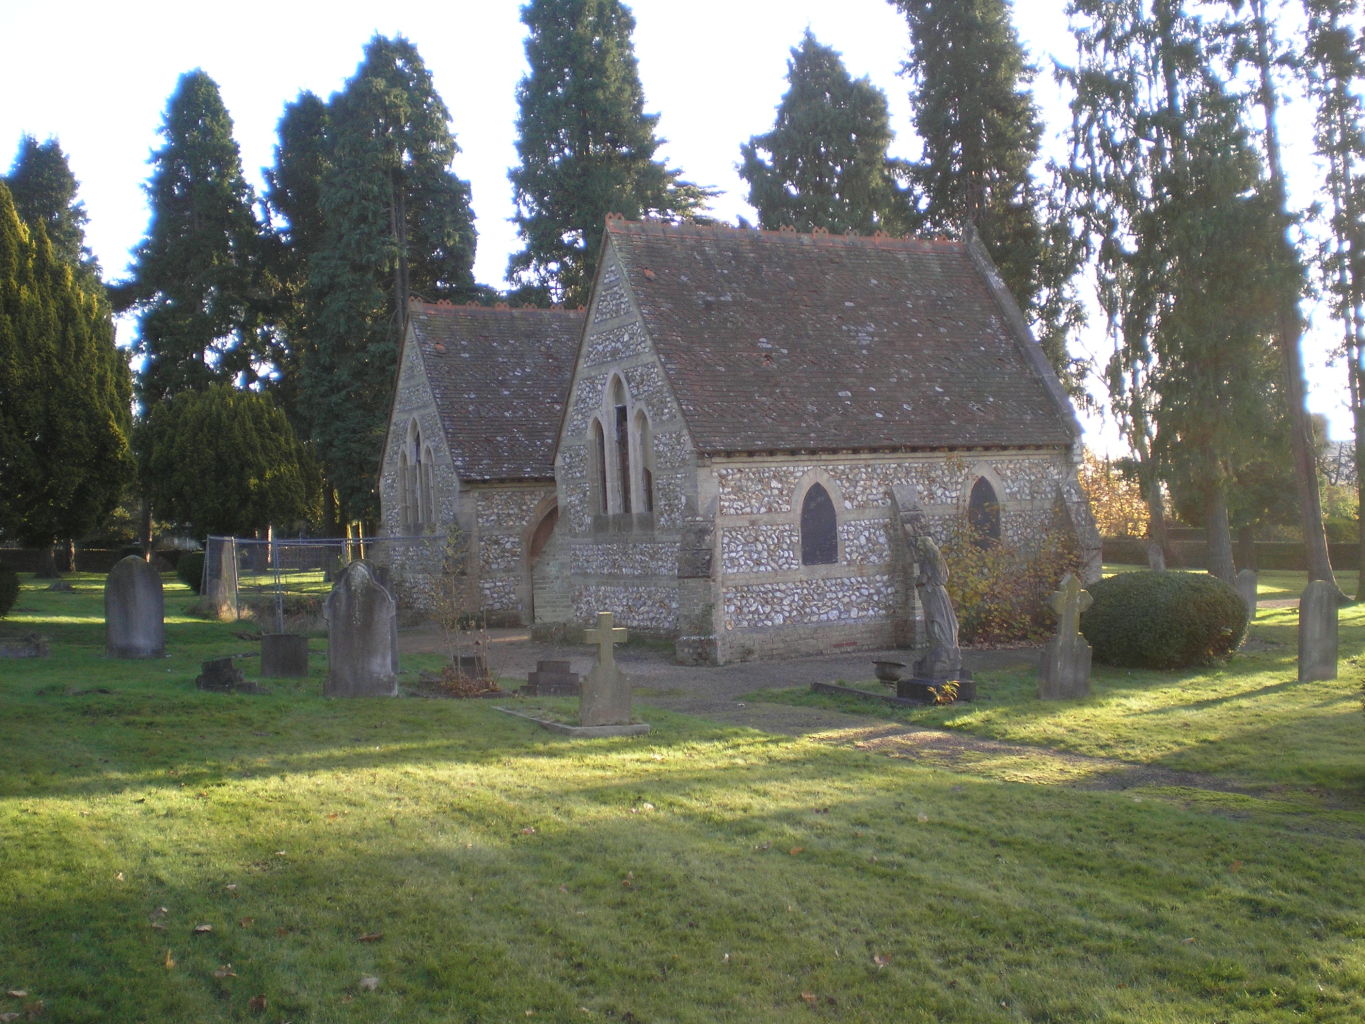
[1050,573,1093,639]
[584,611,628,671]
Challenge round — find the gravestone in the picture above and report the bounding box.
[1235,569,1258,619]
[580,612,631,727]
[105,555,164,658]
[1038,573,1093,700]
[324,561,398,697]
[524,659,580,696]
[1298,580,1338,683]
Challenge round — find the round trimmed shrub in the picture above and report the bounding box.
[0,566,19,619]
[1081,570,1248,669]
[177,551,205,594]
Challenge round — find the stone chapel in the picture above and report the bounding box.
[378,217,1100,665]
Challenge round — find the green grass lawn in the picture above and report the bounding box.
[2,572,1364,1022]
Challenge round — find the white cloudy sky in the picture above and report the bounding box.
[0,0,1350,443]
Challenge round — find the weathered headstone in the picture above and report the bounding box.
[1298,580,1339,683]
[324,561,398,697]
[105,555,164,658]
[580,612,631,726]
[1146,541,1166,572]
[1038,573,1093,700]
[261,633,309,678]
[524,659,581,696]
[1235,569,1258,619]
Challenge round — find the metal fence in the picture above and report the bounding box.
[201,534,443,628]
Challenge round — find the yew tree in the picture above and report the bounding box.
[508,0,711,306]
[740,31,909,234]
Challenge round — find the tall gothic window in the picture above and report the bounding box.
[800,483,838,565]
[591,418,608,515]
[611,377,631,514]
[633,408,655,513]
[968,477,1001,546]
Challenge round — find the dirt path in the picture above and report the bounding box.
[405,626,1261,796]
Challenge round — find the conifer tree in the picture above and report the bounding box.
[268,35,478,526]
[508,0,711,306]
[119,70,269,403]
[1062,0,1291,579]
[1201,0,1342,592]
[1304,0,1363,594]
[739,31,909,235]
[891,1,1043,295]
[0,183,133,554]
[143,384,317,537]
[4,135,94,276]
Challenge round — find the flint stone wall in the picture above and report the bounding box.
[707,451,1078,661]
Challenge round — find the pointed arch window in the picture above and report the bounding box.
[610,377,632,514]
[591,418,609,515]
[633,408,655,514]
[968,477,1001,547]
[800,483,838,565]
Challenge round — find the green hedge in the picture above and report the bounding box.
[1081,571,1248,669]
[177,551,205,594]
[1102,537,1360,571]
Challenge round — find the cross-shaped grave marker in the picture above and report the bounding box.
[1039,573,1094,700]
[580,611,632,727]
[1049,573,1093,640]
[584,611,628,670]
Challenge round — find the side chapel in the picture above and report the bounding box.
[378,217,1100,665]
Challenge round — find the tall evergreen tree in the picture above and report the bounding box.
[119,70,269,404]
[739,31,909,234]
[1239,0,1342,591]
[891,3,1047,303]
[143,384,317,537]
[0,183,133,555]
[1304,0,1364,596]
[1062,0,1290,579]
[268,35,478,526]
[508,0,712,306]
[4,135,95,276]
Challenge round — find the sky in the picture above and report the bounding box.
[0,0,1352,446]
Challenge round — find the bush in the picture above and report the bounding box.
[177,551,205,594]
[942,520,1082,645]
[1081,571,1248,669]
[0,566,18,619]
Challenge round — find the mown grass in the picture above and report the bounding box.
[2,571,1365,1022]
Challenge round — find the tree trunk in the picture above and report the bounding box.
[1237,524,1257,573]
[1144,476,1171,570]
[1249,0,1341,592]
[1204,487,1236,583]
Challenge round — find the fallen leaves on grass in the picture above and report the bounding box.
[247,994,267,1013]
[193,924,213,934]
[212,965,237,979]
[873,953,892,969]
[359,976,380,992]
[357,932,383,943]
[164,950,176,970]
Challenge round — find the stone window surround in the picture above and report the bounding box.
[587,372,656,531]
[398,418,436,534]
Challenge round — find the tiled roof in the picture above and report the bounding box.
[604,219,1078,454]
[408,302,584,481]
